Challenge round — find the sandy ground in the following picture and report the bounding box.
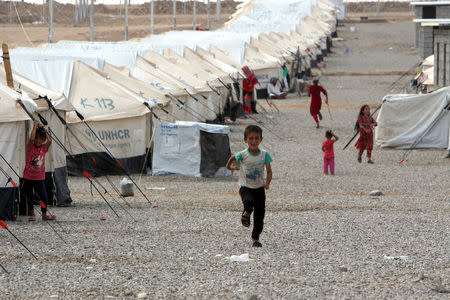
[0,21,449,299]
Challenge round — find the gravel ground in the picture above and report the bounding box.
[1,21,449,299]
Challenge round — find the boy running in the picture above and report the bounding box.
[226,125,272,247]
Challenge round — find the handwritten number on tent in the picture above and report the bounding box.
[80,98,115,110]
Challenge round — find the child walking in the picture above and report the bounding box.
[226,125,272,247]
[322,130,338,175]
[242,66,259,114]
[355,104,377,163]
[23,120,55,221]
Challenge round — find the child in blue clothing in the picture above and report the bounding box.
[226,125,272,247]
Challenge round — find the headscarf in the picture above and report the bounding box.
[241,65,253,79]
[270,77,278,86]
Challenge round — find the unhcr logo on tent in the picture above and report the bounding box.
[85,129,131,141]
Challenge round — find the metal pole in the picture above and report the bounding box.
[119,0,122,19]
[90,0,94,41]
[42,0,46,24]
[216,0,221,22]
[193,0,196,30]
[81,0,84,21]
[74,0,77,24]
[207,0,210,30]
[173,0,176,30]
[125,0,129,41]
[84,0,88,22]
[376,0,380,17]
[150,0,154,35]
[49,0,54,43]
[80,0,84,22]
[8,0,13,24]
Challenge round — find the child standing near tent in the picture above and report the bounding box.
[355,105,377,163]
[242,66,259,114]
[226,125,272,248]
[322,130,338,175]
[23,120,55,221]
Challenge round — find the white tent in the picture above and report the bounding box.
[144,50,222,121]
[152,121,231,177]
[0,68,75,205]
[6,52,104,97]
[0,84,36,220]
[102,62,172,122]
[65,61,156,176]
[376,87,450,151]
[131,56,215,122]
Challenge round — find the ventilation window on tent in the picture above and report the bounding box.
[423,6,436,19]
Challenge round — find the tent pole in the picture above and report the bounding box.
[1,44,14,89]
[89,0,94,41]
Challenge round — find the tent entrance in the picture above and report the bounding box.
[200,130,232,177]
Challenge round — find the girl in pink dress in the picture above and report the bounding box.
[322,130,339,175]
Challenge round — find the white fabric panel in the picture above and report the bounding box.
[376,87,450,149]
[6,53,104,97]
[66,62,151,123]
[152,124,201,177]
[0,122,26,186]
[103,63,169,106]
[67,116,148,159]
[152,122,230,177]
[0,85,36,122]
[195,46,241,76]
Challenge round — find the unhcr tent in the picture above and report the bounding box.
[0,68,75,206]
[144,51,221,122]
[66,61,156,176]
[376,87,450,151]
[0,85,36,220]
[102,62,172,122]
[131,56,211,122]
[152,121,232,177]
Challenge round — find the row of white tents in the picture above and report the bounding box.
[0,0,341,217]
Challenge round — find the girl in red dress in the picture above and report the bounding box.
[242,66,259,114]
[355,105,377,163]
[308,79,328,128]
[23,120,55,221]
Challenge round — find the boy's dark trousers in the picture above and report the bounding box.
[22,179,48,214]
[239,186,266,240]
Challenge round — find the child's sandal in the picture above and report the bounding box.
[42,215,56,221]
[252,241,262,247]
[357,156,362,163]
[367,159,374,164]
[241,211,250,227]
[28,215,36,222]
